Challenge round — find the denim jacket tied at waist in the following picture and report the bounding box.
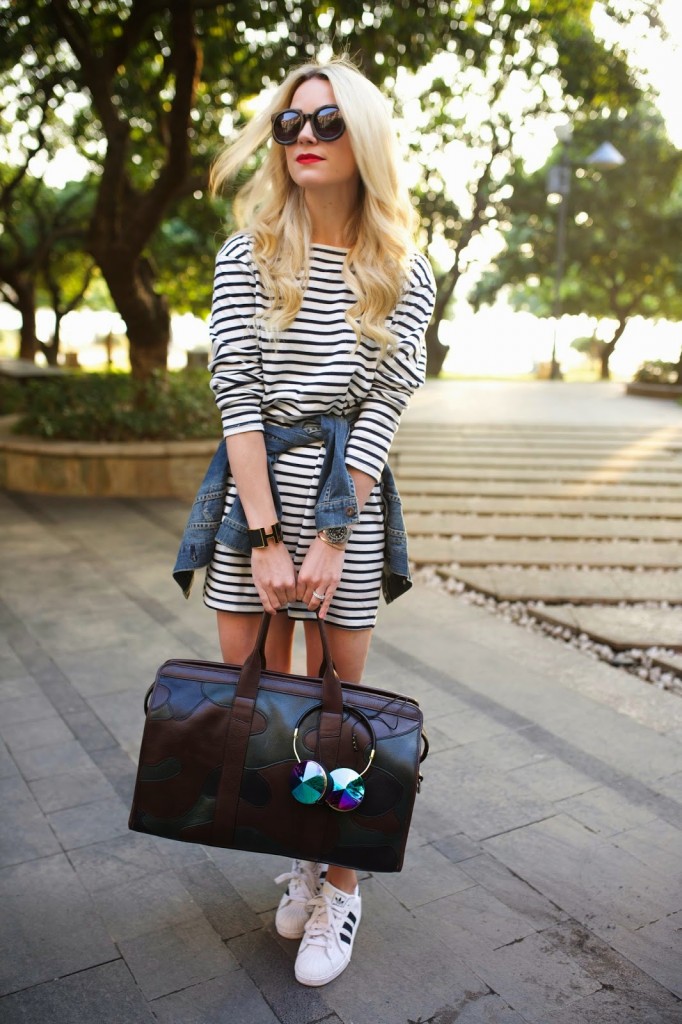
[172,414,412,605]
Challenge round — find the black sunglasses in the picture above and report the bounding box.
[271,104,346,145]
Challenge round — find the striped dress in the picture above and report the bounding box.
[203,233,436,629]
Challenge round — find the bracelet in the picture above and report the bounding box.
[316,532,347,551]
[248,522,283,549]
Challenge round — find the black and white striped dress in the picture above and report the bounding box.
[203,233,436,629]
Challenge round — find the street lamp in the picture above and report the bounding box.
[546,124,625,380]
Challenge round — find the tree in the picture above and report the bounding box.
[0,168,95,362]
[472,103,682,379]
[1,0,661,377]
[395,0,658,374]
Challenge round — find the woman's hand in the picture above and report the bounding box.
[296,537,346,619]
[251,544,298,615]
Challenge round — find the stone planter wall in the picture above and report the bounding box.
[625,381,682,401]
[0,417,215,499]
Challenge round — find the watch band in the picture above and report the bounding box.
[317,530,348,551]
[248,522,283,549]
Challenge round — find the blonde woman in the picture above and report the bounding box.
[174,55,435,987]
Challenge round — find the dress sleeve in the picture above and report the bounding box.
[345,252,436,481]
[208,236,264,437]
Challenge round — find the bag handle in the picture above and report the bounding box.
[236,612,343,718]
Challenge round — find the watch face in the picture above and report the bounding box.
[325,526,351,544]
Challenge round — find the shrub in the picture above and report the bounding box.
[0,377,27,415]
[14,370,221,441]
[633,360,679,385]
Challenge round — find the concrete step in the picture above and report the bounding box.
[400,495,682,518]
[394,464,682,484]
[396,478,682,499]
[393,452,680,469]
[531,606,682,651]
[441,567,682,604]
[410,537,682,568]
[404,513,682,541]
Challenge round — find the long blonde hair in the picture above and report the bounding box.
[210,56,418,355]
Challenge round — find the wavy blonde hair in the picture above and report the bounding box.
[209,55,418,355]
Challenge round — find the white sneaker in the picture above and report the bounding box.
[294,880,362,987]
[274,860,328,940]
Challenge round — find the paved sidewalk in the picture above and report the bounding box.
[1,478,681,1024]
[2,379,682,1023]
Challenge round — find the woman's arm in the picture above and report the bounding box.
[225,432,297,615]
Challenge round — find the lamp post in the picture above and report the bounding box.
[546,125,625,380]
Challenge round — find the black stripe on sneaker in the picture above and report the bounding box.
[340,932,352,944]
[347,912,357,924]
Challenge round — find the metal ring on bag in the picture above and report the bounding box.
[290,704,376,812]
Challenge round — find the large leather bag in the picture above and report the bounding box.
[129,613,427,872]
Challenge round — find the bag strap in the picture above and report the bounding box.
[236,612,343,719]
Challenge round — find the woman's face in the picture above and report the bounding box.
[283,77,359,195]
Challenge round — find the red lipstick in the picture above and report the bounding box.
[297,154,323,163]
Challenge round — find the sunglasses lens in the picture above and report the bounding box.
[313,106,345,141]
[290,760,327,804]
[326,767,365,812]
[273,110,303,145]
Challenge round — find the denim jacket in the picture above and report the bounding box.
[172,414,412,605]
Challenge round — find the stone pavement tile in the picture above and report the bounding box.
[0,960,156,1024]
[432,832,482,863]
[654,771,682,802]
[119,916,240,1002]
[320,876,492,1024]
[470,924,605,1024]
[152,970,281,1024]
[0,710,74,752]
[484,814,674,934]
[0,773,61,867]
[446,994,528,1024]
[542,987,682,1024]
[410,537,682,568]
[50,634,186,698]
[415,883,540,955]
[69,832,172,892]
[209,847,291,915]
[0,737,18,780]
[20,602,167,656]
[610,817,682,883]
[176,859,263,941]
[555,784,660,837]
[412,758,553,843]
[86,690,146,758]
[90,868,207,943]
[10,737,99,782]
[448,567,682,604]
[0,689,56,725]
[47,793,131,850]
[374,843,477,909]
[230,928,334,1024]
[533,606,682,651]
[506,758,598,802]
[62,707,120,753]
[458,853,568,931]
[607,911,682,999]
[0,852,117,996]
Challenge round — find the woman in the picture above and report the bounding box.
[179,55,435,987]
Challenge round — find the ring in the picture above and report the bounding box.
[312,590,326,601]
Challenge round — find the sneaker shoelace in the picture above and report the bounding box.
[302,891,347,953]
[274,861,318,905]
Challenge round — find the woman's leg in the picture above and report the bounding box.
[217,609,296,673]
[303,621,373,894]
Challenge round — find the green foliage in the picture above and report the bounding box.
[0,377,27,415]
[14,370,220,441]
[633,360,679,384]
[472,102,682,376]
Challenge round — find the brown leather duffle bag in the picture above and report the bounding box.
[129,613,427,872]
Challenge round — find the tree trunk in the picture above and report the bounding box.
[425,319,449,377]
[98,253,170,378]
[599,318,628,381]
[14,277,38,362]
[676,344,682,385]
